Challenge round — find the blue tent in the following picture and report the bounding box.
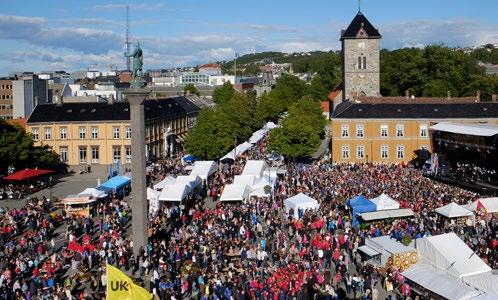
[348,195,376,225]
[98,175,131,193]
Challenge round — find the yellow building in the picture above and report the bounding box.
[331,99,498,163]
[26,97,199,167]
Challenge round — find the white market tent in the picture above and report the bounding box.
[264,121,278,129]
[369,193,400,210]
[463,272,498,294]
[174,176,202,193]
[249,175,278,197]
[233,175,256,187]
[435,202,474,218]
[220,142,253,162]
[158,184,189,202]
[219,184,251,202]
[147,187,160,201]
[402,264,482,300]
[430,122,498,137]
[242,160,268,178]
[147,188,160,214]
[153,175,176,191]
[361,235,415,266]
[358,208,414,222]
[78,188,107,199]
[248,129,268,144]
[416,232,491,279]
[463,197,498,213]
[189,161,218,181]
[284,193,319,219]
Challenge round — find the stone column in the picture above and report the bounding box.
[125,89,151,256]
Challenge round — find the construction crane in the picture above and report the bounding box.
[125,5,131,71]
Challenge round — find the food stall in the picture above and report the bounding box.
[62,195,97,218]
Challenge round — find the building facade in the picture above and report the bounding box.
[0,78,13,120]
[26,97,200,167]
[341,12,381,101]
[331,100,498,163]
[12,75,49,118]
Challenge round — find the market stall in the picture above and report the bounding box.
[219,184,251,202]
[62,195,96,218]
[369,193,400,210]
[348,195,376,225]
[284,193,319,219]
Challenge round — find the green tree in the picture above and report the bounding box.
[185,109,234,159]
[212,82,235,104]
[183,83,200,96]
[0,120,59,174]
[243,63,260,76]
[267,96,325,160]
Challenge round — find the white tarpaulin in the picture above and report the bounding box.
[219,184,251,202]
[364,236,415,266]
[249,175,277,197]
[435,202,474,218]
[248,129,268,144]
[78,188,107,198]
[416,233,491,279]
[158,184,189,202]
[264,121,278,129]
[190,161,218,181]
[358,208,414,221]
[370,193,400,210]
[284,193,319,218]
[242,160,267,178]
[402,264,481,300]
[174,175,202,193]
[462,272,498,294]
[463,197,498,213]
[430,122,498,137]
[233,175,256,187]
[220,142,253,162]
[147,188,160,214]
[153,175,176,191]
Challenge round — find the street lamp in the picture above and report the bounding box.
[48,176,53,202]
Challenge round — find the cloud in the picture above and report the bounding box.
[58,18,158,28]
[0,14,123,54]
[379,19,498,49]
[197,48,235,61]
[243,24,299,33]
[93,3,168,11]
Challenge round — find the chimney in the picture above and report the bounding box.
[447,90,451,100]
[405,90,410,99]
[492,94,497,102]
[476,90,480,102]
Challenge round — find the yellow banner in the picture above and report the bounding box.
[106,264,152,300]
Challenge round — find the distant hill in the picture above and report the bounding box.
[221,51,341,74]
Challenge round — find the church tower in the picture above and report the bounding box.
[341,11,381,101]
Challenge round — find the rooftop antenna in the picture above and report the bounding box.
[125,4,131,71]
[358,0,362,12]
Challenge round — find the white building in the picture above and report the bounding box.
[209,75,236,86]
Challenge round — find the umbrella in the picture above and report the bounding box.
[3,169,54,181]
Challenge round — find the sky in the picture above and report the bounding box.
[0,0,497,75]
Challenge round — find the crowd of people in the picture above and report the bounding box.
[0,135,496,299]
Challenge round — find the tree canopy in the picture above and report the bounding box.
[268,96,325,160]
[380,45,497,100]
[0,120,60,175]
[183,83,200,96]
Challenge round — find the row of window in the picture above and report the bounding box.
[357,56,367,70]
[1,94,11,100]
[0,105,13,110]
[0,84,12,90]
[341,124,428,138]
[341,145,429,160]
[32,127,131,141]
[59,146,131,164]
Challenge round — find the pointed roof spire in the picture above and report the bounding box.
[341,12,381,40]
